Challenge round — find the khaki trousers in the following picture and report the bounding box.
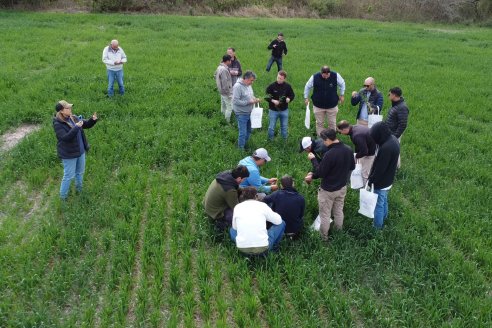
[358,155,375,186]
[357,119,368,127]
[220,95,232,123]
[317,186,347,240]
[313,105,338,136]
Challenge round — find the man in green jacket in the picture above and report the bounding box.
[203,165,250,230]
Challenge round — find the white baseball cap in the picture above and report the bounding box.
[301,137,312,150]
[253,148,271,162]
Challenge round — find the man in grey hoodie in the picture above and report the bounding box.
[232,71,261,150]
[214,54,233,123]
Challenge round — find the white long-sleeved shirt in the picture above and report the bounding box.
[232,200,282,248]
[303,73,345,99]
[102,46,127,71]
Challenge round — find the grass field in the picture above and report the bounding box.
[0,11,491,327]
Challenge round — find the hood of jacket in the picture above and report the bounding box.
[216,171,238,192]
[370,121,392,146]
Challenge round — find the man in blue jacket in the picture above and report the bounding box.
[351,77,383,126]
[239,148,278,199]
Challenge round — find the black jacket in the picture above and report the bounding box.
[263,187,305,234]
[53,114,97,159]
[368,122,400,189]
[267,39,287,58]
[385,98,409,138]
[311,142,355,192]
[265,81,295,111]
[349,125,376,158]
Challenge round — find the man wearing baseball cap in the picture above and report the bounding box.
[299,136,329,162]
[238,148,278,198]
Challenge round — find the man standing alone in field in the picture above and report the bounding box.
[305,129,355,240]
[214,54,233,123]
[367,122,400,229]
[266,32,288,73]
[227,47,242,86]
[304,66,346,136]
[102,39,127,97]
[351,77,384,126]
[265,70,295,140]
[232,71,261,150]
[203,165,250,230]
[385,87,409,168]
[337,120,376,186]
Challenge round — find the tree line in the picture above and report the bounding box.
[1,0,492,23]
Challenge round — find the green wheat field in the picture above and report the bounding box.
[0,11,491,327]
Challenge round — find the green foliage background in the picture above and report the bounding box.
[0,12,491,327]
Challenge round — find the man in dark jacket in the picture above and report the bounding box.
[337,120,376,185]
[305,129,355,240]
[351,77,384,126]
[304,66,346,135]
[263,175,305,238]
[227,47,242,86]
[368,122,400,229]
[266,32,287,72]
[265,70,295,140]
[299,136,329,162]
[53,100,98,199]
[203,165,250,230]
[385,87,409,168]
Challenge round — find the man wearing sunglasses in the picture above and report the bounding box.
[351,77,383,126]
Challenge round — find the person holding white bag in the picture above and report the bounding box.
[351,77,383,126]
[232,71,261,150]
[337,120,376,185]
[367,122,400,229]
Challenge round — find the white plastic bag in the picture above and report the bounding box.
[311,215,333,231]
[358,183,378,219]
[304,104,310,129]
[350,163,364,189]
[250,103,263,128]
[368,106,382,128]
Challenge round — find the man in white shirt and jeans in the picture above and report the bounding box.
[230,187,285,256]
[102,39,127,97]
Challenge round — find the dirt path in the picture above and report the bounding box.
[0,124,41,152]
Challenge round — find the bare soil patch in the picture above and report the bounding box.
[0,124,42,152]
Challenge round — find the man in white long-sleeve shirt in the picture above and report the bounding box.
[102,40,127,97]
[230,187,285,256]
[304,65,345,136]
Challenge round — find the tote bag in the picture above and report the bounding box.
[304,104,311,129]
[368,106,383,128]
[250,103,263,128]
[310,215,333,231]
[358,183,378,219]
[350,163,364,189]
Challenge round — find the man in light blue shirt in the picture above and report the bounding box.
[238,148,278,198]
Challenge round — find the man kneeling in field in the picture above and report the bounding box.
[203,165,250,231]
[230,187,286,256]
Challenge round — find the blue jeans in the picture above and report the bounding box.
[230,220,286,252]
[236,114,252,149]
[60,153,86,199]
[268,109,288,139]
[107,69,124,96]
[266,56,282,72]
[373,189,389,229]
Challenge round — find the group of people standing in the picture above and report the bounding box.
[210,33,410,255]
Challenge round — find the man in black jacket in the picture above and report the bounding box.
[263,175,305,239]
[305,129,355,240]
[368,122,400,229]
[299,136,329,162]
[385,87,409,168]
[266,33,287,72]
[337,120,376,185]
[265,70,295,140]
